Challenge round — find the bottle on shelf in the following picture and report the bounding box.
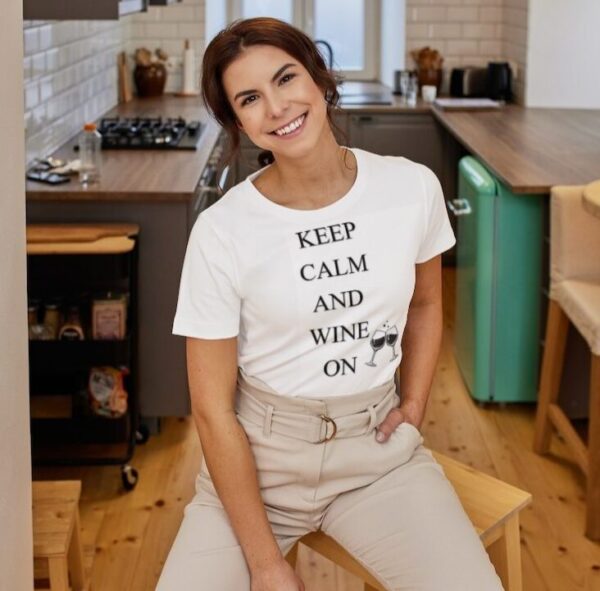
[78,122,102,185]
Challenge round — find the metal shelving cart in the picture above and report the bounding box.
[26,223,145,491]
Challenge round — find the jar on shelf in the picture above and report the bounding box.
[42,300,62,340]
[58,305,85,341]
[28,299,43,340]
[92,292,128,340]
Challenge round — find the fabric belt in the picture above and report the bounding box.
[234,369,399,444]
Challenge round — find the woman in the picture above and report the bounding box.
[157,17,503,591]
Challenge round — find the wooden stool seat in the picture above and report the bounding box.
[286,451,531,591]
[33,480,89,591]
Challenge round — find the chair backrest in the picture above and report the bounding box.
[550,183,600,288]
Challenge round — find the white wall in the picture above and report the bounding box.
[127,0,205,93]
[404,0,504,95]
[526,0,600,108]
[380,0,406,88]
[1,0,33,589]
[24,18,125,166]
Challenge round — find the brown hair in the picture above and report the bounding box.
[201,17,345,167]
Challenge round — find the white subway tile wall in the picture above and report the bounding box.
[502,0,528,103]
[405,0,527,102]
[127,0,204,99]
[23,0,205,167]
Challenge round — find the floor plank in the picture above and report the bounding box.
[32,268,600,590]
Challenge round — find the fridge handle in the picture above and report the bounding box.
[447,197,472,216]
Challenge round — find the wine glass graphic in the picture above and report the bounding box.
[365,323,388,367]
[386,325,399,361]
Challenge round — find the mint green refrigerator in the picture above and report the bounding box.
[450,156,545,403]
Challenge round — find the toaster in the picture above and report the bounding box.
[450,67,488,98]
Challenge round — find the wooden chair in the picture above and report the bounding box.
[33,480,89,591]
[533,182,600,540]
[286,451,531,591]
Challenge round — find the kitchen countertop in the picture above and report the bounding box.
[432,105,600,194]
[26,85,600,200]
[26,95,222,202]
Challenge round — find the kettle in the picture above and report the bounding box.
[486,62,512,102]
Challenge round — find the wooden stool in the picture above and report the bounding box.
[33,480,89,591]
[533,183,600,540]
[286,451,531,591]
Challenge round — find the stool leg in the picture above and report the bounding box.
[534,300,569,454]
[68,508,86,590]
[48,556,69,591]
[485,515,523,591]
[586,354,600,540]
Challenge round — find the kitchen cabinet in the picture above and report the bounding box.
[23,0,148,20]
[347,113,444,181]
[27,200,191,421]
[233,112,444,184]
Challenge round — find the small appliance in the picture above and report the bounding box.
[486,62,513,102]
[449,67,488,98]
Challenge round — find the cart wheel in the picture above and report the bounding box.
[136,423,150,445]
[121,465,139,491]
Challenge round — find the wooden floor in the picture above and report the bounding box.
[32,268,600,590]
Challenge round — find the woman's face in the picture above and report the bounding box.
[222,44,329,159]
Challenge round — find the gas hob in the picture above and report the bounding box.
[98,116,203,150]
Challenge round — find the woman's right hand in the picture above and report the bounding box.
[250,557,305,591]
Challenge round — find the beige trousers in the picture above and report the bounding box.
[156,370,504,590]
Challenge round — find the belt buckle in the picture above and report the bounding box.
[318,414,337,443]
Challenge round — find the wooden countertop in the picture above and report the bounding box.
[26,95,222,202]
[26,86,600,200]
[432,105,600,194]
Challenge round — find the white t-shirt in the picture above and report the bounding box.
[172,148,456,398]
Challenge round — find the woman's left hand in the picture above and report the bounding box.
[375,399,425,443]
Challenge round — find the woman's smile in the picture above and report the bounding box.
[269,111,308,139]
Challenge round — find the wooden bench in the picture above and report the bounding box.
[33,480,89,591]
[286,451,532,591]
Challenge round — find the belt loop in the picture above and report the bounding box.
[263,404,274,438]
[367,404,377,432]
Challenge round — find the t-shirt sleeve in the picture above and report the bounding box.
[172,214,241,339]
[415,164,457,263]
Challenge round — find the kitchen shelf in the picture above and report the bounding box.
[32,413,130,447]
[29,335,132,374]
[27,223,142,489]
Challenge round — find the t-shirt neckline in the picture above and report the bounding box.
[244,147,366,219]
